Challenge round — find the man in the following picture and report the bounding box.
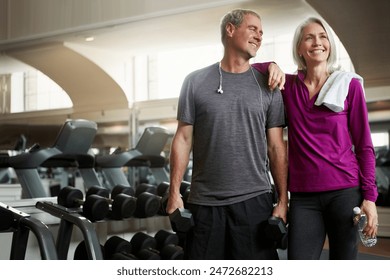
[166,9,288,260]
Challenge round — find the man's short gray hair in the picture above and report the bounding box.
[220,9,261,45]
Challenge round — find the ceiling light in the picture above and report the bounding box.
[85,36,95,42]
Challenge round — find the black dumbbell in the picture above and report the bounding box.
[135,183,157,197]
[104,231,183,260]
[85,185,110,198]
[154,229,179,250]
[264,216,288,250]
[57,186,109,222]
[160,244,184,260]
[133,184,161,218]
[158,181,190,199]
[182,187,190,208]
[181,183,191,209]
[111,184,135,198]
[157,181,170,197]
[179,181,191,197]
[86,185,137,220]
[157,182,194,239]
[169,208,194,248]
[73,240,105,260]
[130,232,160,260]
[131,231,183,260]
[156,182,170,215]
[158,181,191,215]
[104,235,138,260]
[154,229,184,260]
[169,208,194,233]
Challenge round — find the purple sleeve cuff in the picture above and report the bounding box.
[252,62,273,74]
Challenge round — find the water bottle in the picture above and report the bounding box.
[353,207,377,247]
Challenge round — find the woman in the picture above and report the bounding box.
[253,17,378,259]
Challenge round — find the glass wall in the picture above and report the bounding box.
[6,70,72,113]
[372,132,389,148]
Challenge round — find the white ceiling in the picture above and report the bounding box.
[23,0,319,55]
[2,0,389,88]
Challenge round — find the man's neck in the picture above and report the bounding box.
[220,56,251,73]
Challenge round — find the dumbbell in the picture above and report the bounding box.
[179,181,191,196]
[156,181,170,197]
[154,229,184,260]
[180,182,191,208]
[57,186,109,222]
[156,182,170,215]
[131,231,183,260]
[103,230,183,260]
[104,236,138,260]
[135,183,157,197]
[85,185,110,198]
[130,232,161,260]
[111,183,135,197]
[156,181,194,244]
[154,229,179,250]
[264,216,288,250]
[133,183,161,218]
[73,240,105,260]
[182,188,190,208]
[169,207,194,248]
[169,208,194,233]
[86,185,137,220]
[157,181,191,215]
[157,181,190,198]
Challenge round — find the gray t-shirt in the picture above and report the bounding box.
[177,62,285,206]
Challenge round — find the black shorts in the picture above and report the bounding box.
[184,193,279,260]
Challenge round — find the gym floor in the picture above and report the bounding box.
[354,237,390,259]
[278,237,390,260]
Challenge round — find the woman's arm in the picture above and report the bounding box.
[252,62,285,90]
[347,78,378,237]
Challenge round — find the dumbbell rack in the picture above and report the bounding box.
[0,201,58,260]
[35,201,103,260]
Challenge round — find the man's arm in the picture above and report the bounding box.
[266,127,288,223]
[166,121,193,214]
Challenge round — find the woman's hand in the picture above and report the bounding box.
[360,199,379,238]
[268,63,286,91]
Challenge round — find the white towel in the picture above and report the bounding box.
[314,70,364,112]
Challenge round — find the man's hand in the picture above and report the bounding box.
[166,192,184,214]
[268,63,285,91]
[272,199,288,224]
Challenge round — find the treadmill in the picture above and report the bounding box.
[95,126,170,190]
[6,119,101,198]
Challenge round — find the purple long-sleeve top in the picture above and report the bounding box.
[252,63,378,202]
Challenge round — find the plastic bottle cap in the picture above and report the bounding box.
[353,207,361,215]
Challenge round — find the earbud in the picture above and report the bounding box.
[217,62,224,94]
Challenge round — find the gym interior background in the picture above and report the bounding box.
[0,0,389,260]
